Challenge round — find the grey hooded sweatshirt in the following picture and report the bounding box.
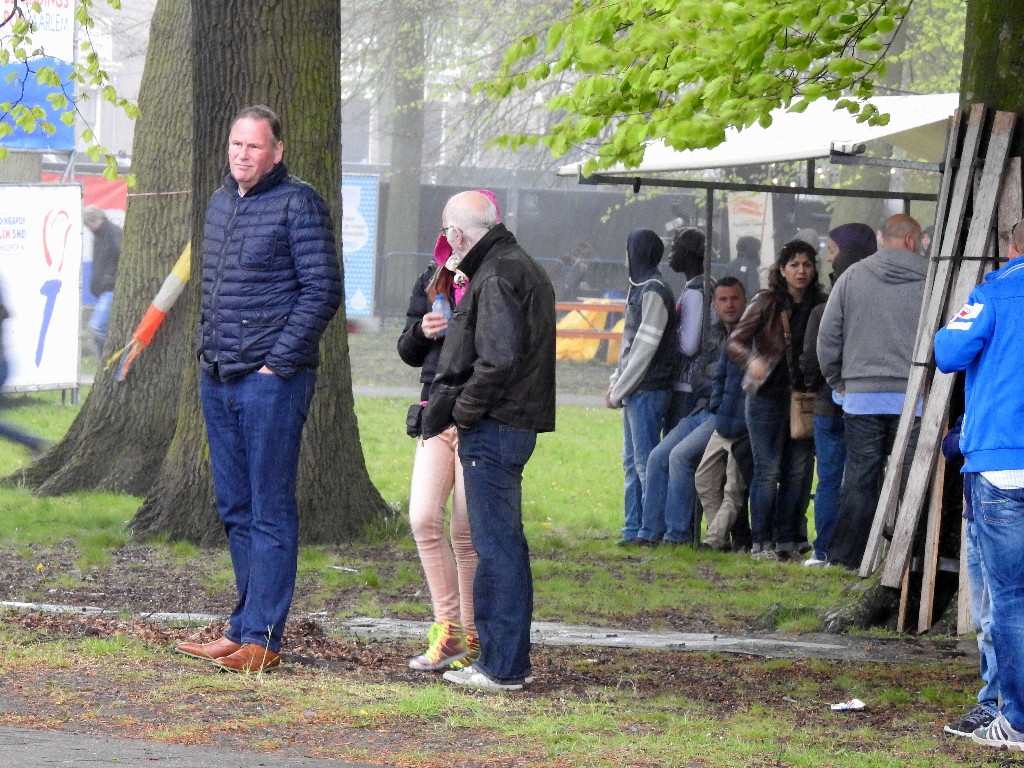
[816,245,927,394]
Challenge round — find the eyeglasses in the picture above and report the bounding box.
[440,225,458,237]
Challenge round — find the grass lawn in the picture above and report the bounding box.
[0,373,990,767]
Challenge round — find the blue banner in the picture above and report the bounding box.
[341,174,380,317]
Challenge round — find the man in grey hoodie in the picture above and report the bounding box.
[816,214,925,569]
[607,229,680,545]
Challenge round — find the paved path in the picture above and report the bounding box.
[1,600,970,664]
[0,726,376,767]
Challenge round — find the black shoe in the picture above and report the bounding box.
[944,705,996,738]
[636,538,659,548]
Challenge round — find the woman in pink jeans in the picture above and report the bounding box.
[395,190,499,671]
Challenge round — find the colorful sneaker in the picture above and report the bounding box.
[448,634,479,671]
[442,663,524,691]
[972,713,1024,751]
[944,704,995,737]
[408,621,469,672]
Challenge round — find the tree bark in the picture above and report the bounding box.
[960,0,1024,154]
[12,0,192,497]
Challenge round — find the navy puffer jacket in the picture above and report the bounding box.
[709,346,747,439]
[199,163,342,380]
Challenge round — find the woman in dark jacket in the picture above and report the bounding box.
[726,240,827,560]
[800,223,877,566]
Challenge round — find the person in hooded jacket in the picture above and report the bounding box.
[816,214,925,570]
[666,227,707,429]
[607,229,680,546]
[799,222,877,566]
[725,235,763,301]
[395,190,500,674]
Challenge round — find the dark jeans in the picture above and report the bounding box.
[829,413,918,569]
[200,368,315,652]
[812,413,846,561]
[459,417,537,682]
[745,394,815,547]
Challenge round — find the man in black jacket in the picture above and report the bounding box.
[422,190,556,691]
[83,206,122,359]
[175,105,341,674]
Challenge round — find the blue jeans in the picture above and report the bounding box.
[200,368,316,652]
[666,390,696,431]
[746,394,815,547]
[971,473,1024,730]
[621,389,671,542]
[89,290,113,356]
[459,417,537,682]
[964,498,1000,714]
[812,413,845,561]
[639,410,713,542]
[829,414,918,569]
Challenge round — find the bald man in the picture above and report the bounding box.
[816,214,926,569]
[421,190,556,691]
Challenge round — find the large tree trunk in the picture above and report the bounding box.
[12,0,192,496]
[15,0,388,544]
[131,0,390,545]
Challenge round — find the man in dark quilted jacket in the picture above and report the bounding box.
[175,105,341,674]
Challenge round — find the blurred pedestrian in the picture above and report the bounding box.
[83,205,122,360]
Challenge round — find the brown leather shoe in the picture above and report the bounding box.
[213,643,281,673]
[175,636,242,662]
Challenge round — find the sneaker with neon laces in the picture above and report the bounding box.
[944,704,995,737]
[442,663,524,691]
[447,634,479,671]
[972,713,1024,751]
[408,621,469,671]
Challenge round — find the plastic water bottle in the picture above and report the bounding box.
[432,295,451,337]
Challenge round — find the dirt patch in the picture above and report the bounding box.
[0,609,982,767]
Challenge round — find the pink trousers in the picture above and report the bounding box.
[408,425,477,634]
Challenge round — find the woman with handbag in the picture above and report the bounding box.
[726,240,826,561]
[396,191,499,671]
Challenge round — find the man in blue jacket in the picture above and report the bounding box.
[175,105,342,673]
[934,218,1024,752]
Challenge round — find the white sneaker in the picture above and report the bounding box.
[972,713,1024,751]
[442,663,524,691]
[803,556,829,567]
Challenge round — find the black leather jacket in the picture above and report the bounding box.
[421,224,556,438]
[397,263,446,402]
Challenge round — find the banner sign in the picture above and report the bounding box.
[0,184,81,390]
[0,0,76,151]
[341,174,379,317]
[727,191,774,291]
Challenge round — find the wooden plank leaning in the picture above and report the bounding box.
[857,105,982,576]
[917,419,948,633]
[879,110,1018,589]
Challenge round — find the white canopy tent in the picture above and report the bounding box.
[556,93,959,178]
